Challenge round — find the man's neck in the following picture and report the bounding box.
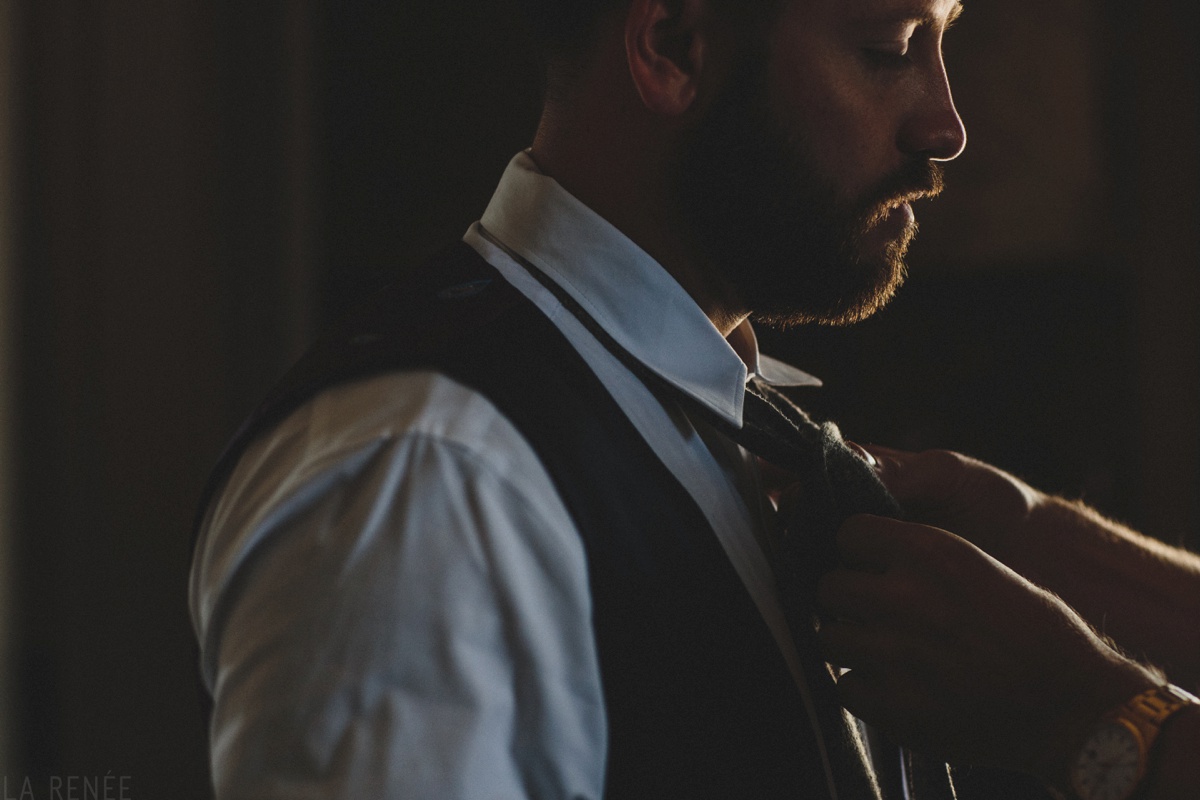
[529,121,749,338]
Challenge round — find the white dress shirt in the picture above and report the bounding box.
[190,152,832,799]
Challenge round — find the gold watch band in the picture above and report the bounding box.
[1068,683,1199,800]
[1120,684,1199,729]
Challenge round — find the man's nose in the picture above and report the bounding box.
[898,65,967,162]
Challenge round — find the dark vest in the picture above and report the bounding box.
[196,241,1051,800]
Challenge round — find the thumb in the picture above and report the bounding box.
[836,513,904,572]
[858,444,958,509]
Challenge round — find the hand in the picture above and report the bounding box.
[818,513,1161,782]
[861,445,1046,563]
[756,456,797,509]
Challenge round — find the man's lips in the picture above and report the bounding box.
[887,187,937,213]
[861,162,942,229]
[868,160,945,221]
[866,197,921,229]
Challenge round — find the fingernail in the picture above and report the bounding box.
[846,441,877,467]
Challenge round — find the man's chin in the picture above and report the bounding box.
[748,253,908,330]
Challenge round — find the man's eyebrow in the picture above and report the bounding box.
[856,1,965,28]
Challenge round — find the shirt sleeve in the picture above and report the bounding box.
[190,372,607,800]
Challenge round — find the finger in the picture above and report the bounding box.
[857,443,903,488]
[858,443,906,463]
[836,514,911,571]
[817,618,891,668]
[816,569,892,623]
[862,447,964,508]
[818,615,941,670]
[843,440,877,468]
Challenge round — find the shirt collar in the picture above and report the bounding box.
[480,152,820,427]
[728,321,824,389]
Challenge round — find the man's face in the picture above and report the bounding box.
[677,0,966,328]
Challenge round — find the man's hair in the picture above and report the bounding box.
[516,0,626,63]
[515,0,785,101]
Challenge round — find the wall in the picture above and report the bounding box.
[11,1,319,795]
[0,0,17,776]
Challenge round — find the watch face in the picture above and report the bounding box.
[1070,721,1142,800]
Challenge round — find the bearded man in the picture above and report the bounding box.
[190,0,973,797]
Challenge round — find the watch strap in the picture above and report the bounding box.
[1120,684,1198,730]
[1069,683,1199,800]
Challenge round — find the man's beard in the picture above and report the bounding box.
[677,59,944,329]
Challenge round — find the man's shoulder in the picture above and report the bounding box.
[190,367,572,623]
[197,242,545,511]
[279,240,531,414]
[250,368,544,490]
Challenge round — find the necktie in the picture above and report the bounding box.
[735,380,901,800]
[738,379,901,596]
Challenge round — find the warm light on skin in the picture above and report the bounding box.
[847,0,964,28]
[766,0,966,209]
[529,0,968,337]
[673,0,968,333]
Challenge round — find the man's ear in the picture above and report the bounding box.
[624,0,709,116]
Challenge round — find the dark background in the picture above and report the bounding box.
[3,0,1198,796]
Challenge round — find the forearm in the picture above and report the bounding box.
[1009,497,1200,689]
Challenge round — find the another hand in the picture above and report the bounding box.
[818,513,1160,783]
[861,445,1046,564]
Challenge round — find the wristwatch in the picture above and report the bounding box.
[1068,683,1199,800]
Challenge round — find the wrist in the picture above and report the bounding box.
[1052,680,1198,800]
[1039,658,1161,789]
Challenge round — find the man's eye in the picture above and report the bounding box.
[863,45,911,68]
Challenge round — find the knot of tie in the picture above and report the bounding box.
[736,380,902,607]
